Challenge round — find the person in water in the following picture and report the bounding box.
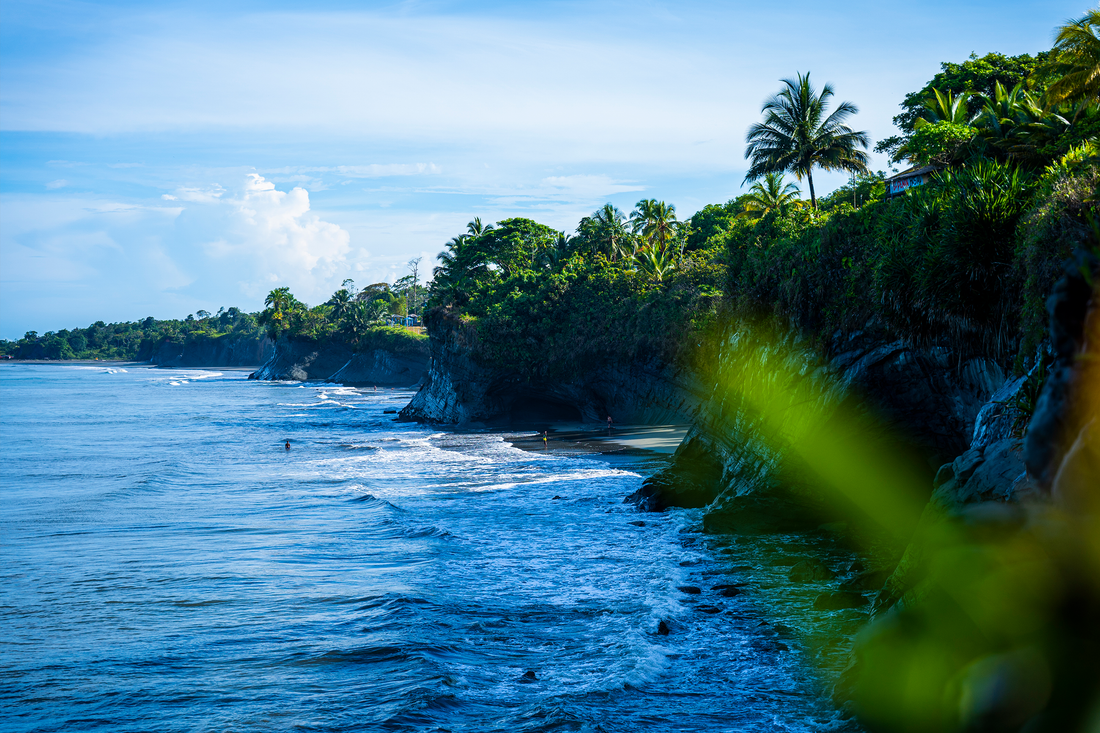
[285,440,291,451]
[606,415,613,430]
[543,431,548,447]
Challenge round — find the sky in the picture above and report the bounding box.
[0,0,1083,339]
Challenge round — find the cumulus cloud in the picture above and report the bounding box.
[174,173,351,304]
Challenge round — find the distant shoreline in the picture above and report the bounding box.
[0,360,259,370]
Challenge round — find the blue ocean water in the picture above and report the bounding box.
[0,365,848,732]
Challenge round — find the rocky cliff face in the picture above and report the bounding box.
[328,349,428,387]
[248,338,429,385]
[150,336,274,368]
[632,325,1010,532]
[248,340,354,381]
[398,310,705,425]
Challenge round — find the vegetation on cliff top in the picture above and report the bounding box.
[256,275,428,354]
[423,19,1098,378]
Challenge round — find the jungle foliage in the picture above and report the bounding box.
[0,308,264,361]
[256,277,427,353]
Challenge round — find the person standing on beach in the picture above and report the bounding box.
[606,415,613,431]
[542,431,548,448]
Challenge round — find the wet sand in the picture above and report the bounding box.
[508,423,689,455]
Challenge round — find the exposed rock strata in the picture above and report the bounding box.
[249,340,354,381]
[327,350,428,387]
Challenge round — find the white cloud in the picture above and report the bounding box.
[178,174,351,303]
[45,179,67,189]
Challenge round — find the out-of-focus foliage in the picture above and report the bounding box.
[0,307,264,361]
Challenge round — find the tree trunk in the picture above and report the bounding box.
[808,169,817,210]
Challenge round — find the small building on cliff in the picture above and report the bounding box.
[884,165,937,199]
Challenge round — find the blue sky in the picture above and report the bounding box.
[0,0,1082,339]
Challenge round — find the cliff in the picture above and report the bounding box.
[398,309,705,425]
[633,326,1010,529]
[248,334,429,385]
[149,335,274,368]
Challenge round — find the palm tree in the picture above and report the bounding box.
[1042,9,1100,108]
[593,203,630,260]
[467,217,493,237]
[326,287,354,323]
[745,72,870,209]
[737,173,802,220]
[913,88,975,129]
[534,232,574,270]
[633,245,676,283]
[629,199,680,255]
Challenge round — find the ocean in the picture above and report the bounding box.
[0,365,852,732]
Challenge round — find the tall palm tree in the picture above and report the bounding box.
[745,72,870,209]
[1043,9,1100,108]
[629,199,680,255]
[737,173,802,220]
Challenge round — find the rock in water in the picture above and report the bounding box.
[788,559,836,582]
[657,620,670,635]
[520,670,538,682]
[813,591,868,610]
[677,586,702,595]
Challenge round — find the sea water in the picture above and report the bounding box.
[0,365,850,732]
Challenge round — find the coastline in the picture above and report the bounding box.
[0,360,262,371]
[507,423,689,456]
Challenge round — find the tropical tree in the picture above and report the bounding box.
[326,287,354,323]
[258,287,306,340]
[737,173,802,220]
[633,245,677,282]
[745,72,870,208]
[342,300,386,348]
[629,199,681,254]
[1042,9,1100,108]
[912,88,976,130]
[876,51,1051,161]
[534,232,574,270]
[575,204,633,260]
[467,217,493,237]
